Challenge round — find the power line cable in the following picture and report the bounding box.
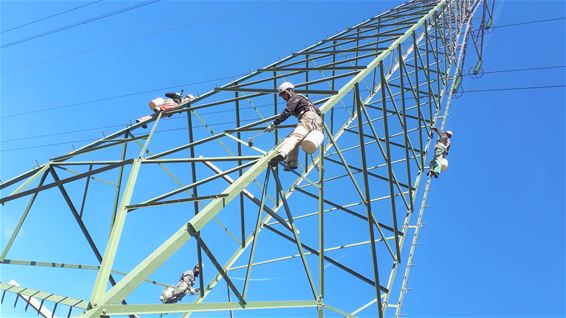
[0,74,245,119]
[3,63,562,120]
[1,1,104,34]
[1,102,273,143]
[0,0,161,49]
[0,13,560,73]
[2,83,564,152]
[1,118,257,153]
[464,84,565,94]
[1,123,126,143]
[1,12,562,71]
[1,64,563,143]
[466,65,565,75]
[1,9,564,147]
[493,17,566,29]
[1,1,284,72]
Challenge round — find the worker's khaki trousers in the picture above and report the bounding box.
[430,143,447,175]
[278,111,323,166]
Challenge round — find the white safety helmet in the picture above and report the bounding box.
[446,130,453,137]
[277,82,295,95]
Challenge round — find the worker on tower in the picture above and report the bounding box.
[159,264,201,303]
[265,82,323,170]
[427,127,452,178]
[136,91,196,128]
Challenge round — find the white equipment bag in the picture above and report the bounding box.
[301,130,324,154]
[441,158,449,171]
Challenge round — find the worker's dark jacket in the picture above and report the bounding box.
[433,127,451,154]
[274,94,321,125]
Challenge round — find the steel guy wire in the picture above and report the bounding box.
[1,0,162,49]
[1,1,285,71]
[2,63,562,122]
[2,83,564,153]
[1,1,104,34]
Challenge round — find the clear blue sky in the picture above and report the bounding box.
[1,1,564,317]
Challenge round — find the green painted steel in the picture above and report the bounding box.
[0,172,48,261]
[89,158,142,305]
[7,164,49,197]
[97,152,278,307]
[242,169,271,299]
[486,17,493,29]
[0,282,89,309]
[473,60,483,74]
[0,259,170,287]
[96,300,318,316]
[272,169,318,299]
[0,0,493,316]
[317,1,448,115]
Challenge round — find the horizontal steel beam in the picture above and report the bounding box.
[324,157,412,189]
[96,300,318,316]
[294,48,385,55]
[333,33,406,41]
[261,66,366,72]
[214,87,337,95]
[0,282,88,309]
[0,259,170,287]
[343,128,423,153]
[0,165,44,191]
[203,160,293,232]
[127,194,229,211]
[139,161,257,206]
[264,224,388,292]
[142,156,262,164]
[0,160,132,205]
[146,133,226,160]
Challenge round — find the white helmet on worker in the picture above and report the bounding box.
[446,130,453,137]
[278,82,295,95]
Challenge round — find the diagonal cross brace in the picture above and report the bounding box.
[203,160,293,233]
[49,169,122,290]
[271,168,318,299]
[75,1,450,313]
[185,223,246,305]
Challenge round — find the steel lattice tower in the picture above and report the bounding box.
[0,0,494,317]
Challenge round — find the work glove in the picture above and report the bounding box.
[264,123,276,133]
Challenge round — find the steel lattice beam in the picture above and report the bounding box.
[0,0,493,317]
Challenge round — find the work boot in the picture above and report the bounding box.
[282,160,298,171]
[269,154,285,167]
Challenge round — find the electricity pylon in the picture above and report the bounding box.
[0,0,494,317]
